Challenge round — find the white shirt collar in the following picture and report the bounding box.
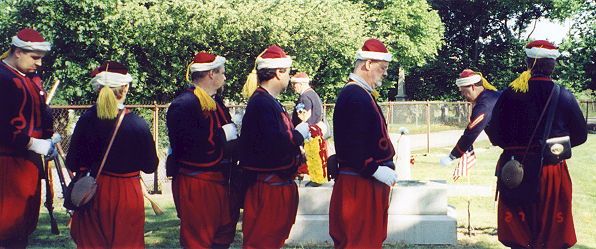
[348,73,373,93]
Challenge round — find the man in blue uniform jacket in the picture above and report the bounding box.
[167,52,240,249]
[439,69,500,167]
[238,45,310,249]
[0,28,55,248]
[329,38,398,249]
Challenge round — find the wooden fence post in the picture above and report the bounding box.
[152,101,161,194]
[586,101,589,123]
[426,101,431,154]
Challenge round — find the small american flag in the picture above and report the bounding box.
[453,150,477,181]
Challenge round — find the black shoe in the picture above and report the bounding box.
[305,181,322,187]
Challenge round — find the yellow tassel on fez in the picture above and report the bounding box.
[0,49,10,59]
[242,69,258,99]
[186,61,216,112]
[476,72,498,91]
[97,86,119,120]
[509,70,532,93]
[242,49,268,99]
[194,87,216,112]
[371,89,380,99]
[509,48,540,93]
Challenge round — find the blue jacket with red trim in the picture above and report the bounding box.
[66,107,158,175]
[0,61,53,153]
[238,87,303,176]
[487,76,587,149]
[333,83,395,177]
[450,89,500,158]
[167,88,233,171]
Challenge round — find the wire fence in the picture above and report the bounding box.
[51,100,593,193]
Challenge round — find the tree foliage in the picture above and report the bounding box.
[0,0,443,104]
[406,0,589,101]
[557,1,595,97]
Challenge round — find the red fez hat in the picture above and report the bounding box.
[455,69,481,87]
[356,39,392,62]
[90,61,133,88]
[11,28,51,51]
[189,52,226,72]
[290,72,311,83]
[91,61,129,77]
[256,45,292,69]
[524,40,560,59]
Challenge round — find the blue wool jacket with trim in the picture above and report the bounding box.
[167,88,234,171]
[239,87,303,176]
[0,61,53,153]
[333,83,395,177]
[66,107,157,175]
[488,76,587,149]
[450,89,500,158]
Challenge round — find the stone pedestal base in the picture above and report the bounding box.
[286,180,458,245]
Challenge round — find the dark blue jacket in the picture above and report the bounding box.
[488,76,587,149]
[0,61,53,153]
[66,107,158,175]
[333,83,395,177]
[167,88,233,171]
[450,89,500,158]
[239,87,303,177]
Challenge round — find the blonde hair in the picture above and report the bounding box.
[96,85,125,119]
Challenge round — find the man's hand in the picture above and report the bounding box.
[439,154,456,167]
[45,133,62,160]
[222,123,239,141]
[372,166,398,186]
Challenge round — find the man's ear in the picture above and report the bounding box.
[208,70,215,79]
[363,60,372,71]
[275,69,283,80]
[13,47,23,59]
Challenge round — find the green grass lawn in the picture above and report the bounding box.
[30,135,595,248]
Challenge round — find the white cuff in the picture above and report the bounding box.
[222,123,238,141]
[295,123,310,139]
[28,138,52,155]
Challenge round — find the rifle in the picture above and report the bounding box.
[56,143,74,179]
[52,154,69,202]
[51,153,75,228]
[42,158,60,235]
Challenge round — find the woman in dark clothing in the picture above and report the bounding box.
[66,61,158,249]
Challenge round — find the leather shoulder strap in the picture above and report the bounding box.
[521,84,558,163]
[96,110,126,177]
[542,84,560,140]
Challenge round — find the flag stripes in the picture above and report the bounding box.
[453,150,477,181]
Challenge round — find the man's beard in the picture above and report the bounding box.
[375,79,383,87]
